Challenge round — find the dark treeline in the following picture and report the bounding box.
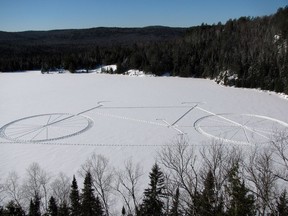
[0,7,288,93]
[1,134,288,216]
[0,26,186,73]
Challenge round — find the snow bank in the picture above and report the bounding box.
[215,70,238,86]
[89,65,117,73]
[124,69,155,77]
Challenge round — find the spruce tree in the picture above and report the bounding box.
[201,169,216,214]
[3,201,25,216]
[95,196,104,216]
[121,206,126,216]
[29,194,41,216]
[226,164,255,216]
[139,163,165,216]
[276,190,288,216]
[69,175,81,216]
[58,202,70,216]
[81,172,98,216]
[29,200,34,216]
[170,187,180,216]
[47,196,58,216]
[193,169,224,216]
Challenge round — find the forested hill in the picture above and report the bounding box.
[0,26,186,46]
[0,6,288,93]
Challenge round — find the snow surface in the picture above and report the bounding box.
[1,71,288,180]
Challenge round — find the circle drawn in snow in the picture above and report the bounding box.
[194,114,288,145]
[0,113,93,143]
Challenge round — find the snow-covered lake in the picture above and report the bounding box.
[1,71,288,178]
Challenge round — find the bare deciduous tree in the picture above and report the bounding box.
[200,142,244,204]
[0,177,5,205]
[80,153,113,216]
[200,141,226,210]
[245,147,278,215]
[200,142,227,187]
[158,137,200,212]
[114,159,143,215]
[3,172,24,209]
[22,162,51,212]
[271,131,288,182]
[50,172,70,206]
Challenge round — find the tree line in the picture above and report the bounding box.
[0,7,287,93]
[1,133,288,216]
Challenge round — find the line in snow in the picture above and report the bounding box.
[0,141,177,147]
[0,141,254,147]
[92,111,168,127]
[99,106,193,109]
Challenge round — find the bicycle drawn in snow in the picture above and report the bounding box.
[0,101,287,145]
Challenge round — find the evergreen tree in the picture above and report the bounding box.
[95,196,104,216]
[3,201,25,216]
[81,172,98,216]
[139,163,166,216]
[69,176,81,216]
[276,190,288,216]
[194,170,221,215]
[29,200,34,216]
[226,164,255,216]
[47,196,58,216]
[201,170,216,215]
[121,206,126,216]
[169,187,180,216]
[29,194,41,216]
[58,202,69,216]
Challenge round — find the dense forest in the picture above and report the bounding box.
[1,136,288,216]
[0,7,287,93]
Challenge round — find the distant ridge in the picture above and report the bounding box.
[0,26,187,46]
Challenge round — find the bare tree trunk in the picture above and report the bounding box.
[271,131,288,182]
[22,162,51,213]
[114,159,143,215]
[200,142,244,208]
[50,172,71,206]
[114,179,132,214]
[245,147,278,215]
[0,179,4,204]
[80,153,113,216]
[3,172,24,208]
[158,137,199,212]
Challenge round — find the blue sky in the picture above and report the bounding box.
[0,0,287,32]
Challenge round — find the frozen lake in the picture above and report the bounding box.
[1,71,288,178]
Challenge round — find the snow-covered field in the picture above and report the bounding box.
[1,71,288,179]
